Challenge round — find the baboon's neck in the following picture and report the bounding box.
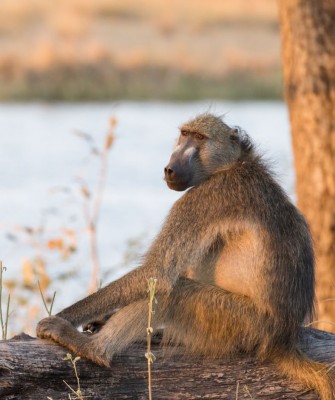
[213,151,265,180]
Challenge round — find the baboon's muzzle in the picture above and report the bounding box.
[164,154,193,192]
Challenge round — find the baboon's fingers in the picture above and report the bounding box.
[82,312,115,334]
[82,319,107,334]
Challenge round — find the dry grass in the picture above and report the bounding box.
[0,0,278,29]
[0,0,281,100]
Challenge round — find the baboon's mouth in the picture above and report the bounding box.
[165,179,189,192]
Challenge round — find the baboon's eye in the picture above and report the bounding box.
[181,130,189,137]
[195,133,205,140]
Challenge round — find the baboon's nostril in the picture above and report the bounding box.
[166,168,173,177]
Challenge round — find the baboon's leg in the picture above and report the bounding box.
[37,299,165,366]
[163,277,281,358]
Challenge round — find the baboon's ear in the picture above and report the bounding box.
[229,128,239,143]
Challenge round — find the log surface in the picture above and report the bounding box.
[0,328,334,399]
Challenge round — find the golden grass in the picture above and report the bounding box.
[0,0,277,27]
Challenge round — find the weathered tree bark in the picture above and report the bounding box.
[0,328,334,399]
[278,1,335,332]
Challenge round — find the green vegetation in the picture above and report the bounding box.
[0,261,10,340]
[38,280,56,317]
[63,353,85,400]
[146,277,157,400]
[0,64,282,102]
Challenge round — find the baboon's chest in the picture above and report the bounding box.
[183,229,266,299]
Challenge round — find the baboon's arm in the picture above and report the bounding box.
[56,197,209,327]
[56,263,165,327]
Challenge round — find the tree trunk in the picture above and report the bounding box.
[0,328,335,399]
[278,0,335,332]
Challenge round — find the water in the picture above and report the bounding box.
[0,101,293,325]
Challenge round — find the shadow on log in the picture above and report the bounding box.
[0,327,334,399]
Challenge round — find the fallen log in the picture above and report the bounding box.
[0,328,334,399]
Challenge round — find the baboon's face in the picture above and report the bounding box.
[164,114,240,191]
[164,127,207,191]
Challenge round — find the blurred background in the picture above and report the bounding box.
[0,0,281,100]
[0,0,292,335]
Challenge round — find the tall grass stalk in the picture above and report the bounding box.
[0,261,10,340]
[235,381,240,400]
[243,385,255,399]
[305,319,335,328]
[76,119,115,294]
[63,353,84,400]
[38,280,56,317]
[146,278,157,400]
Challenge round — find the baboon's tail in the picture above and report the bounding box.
[273,349,335,400]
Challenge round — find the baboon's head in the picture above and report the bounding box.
[164,113,244,191]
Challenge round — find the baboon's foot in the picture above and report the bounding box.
[37,316,75,344]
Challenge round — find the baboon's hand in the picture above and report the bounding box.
[36,316,73,344]
[82,320,105,334]
[82,313,112,334]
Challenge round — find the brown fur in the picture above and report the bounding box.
[37,113,335,399]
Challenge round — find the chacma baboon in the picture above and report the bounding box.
[37,113,334,399]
